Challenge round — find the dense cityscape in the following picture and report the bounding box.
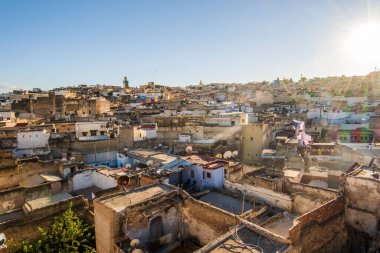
[0,71,379,252]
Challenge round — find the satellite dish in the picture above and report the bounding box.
[0,233,6,247]
[124,163,131,169]
[232,150,239,158]
[70,157,75,161]
[61,158,67,162]
[215,154,222,158]
[186,146,193,155]
[147,160,154,167]
[223,151,232,160]
[123,147,128,152]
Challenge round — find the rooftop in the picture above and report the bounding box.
[210,226,287,253]
[99,184,174,212]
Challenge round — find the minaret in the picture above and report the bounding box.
[123,76,129,89]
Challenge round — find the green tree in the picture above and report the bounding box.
[18,205,95,253]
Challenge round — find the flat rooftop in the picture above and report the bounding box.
[199,191,254,215]
[261,212,297,238]
[210,226,287,253]
[100,184,174,212]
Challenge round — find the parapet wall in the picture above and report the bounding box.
[224,180,292,211]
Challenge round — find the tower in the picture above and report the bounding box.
[123,76,129,89]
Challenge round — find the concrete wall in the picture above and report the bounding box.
[72,170,117,191]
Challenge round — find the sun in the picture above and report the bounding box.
[344,22,380,64]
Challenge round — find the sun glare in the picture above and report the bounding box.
[344,22,380,64]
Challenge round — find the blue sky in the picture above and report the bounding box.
[0,0,379,91]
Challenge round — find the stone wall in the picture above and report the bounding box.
[181,197,238,246]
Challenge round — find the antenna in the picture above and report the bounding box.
[223,151,232,160]
[186,146,193,155]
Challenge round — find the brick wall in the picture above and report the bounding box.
[288,195,344,242]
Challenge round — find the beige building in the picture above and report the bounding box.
[241,123,273,164]
[88,97,110,116]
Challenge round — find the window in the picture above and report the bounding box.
[90,130,97,136]
[82,132,88,137]
[250,137,253,141]
[100,131,105,135]
[191,170,195,178]
[206,172,211,178]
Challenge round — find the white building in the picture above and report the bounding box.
[132,124,157,141]
[14,130,50,157]
[75,122,118,141]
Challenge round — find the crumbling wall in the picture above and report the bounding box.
[0,196,87,251]
[288,195,346,253]
[0,159,60,190]
[292,193,328,214]
[123,203,182,249]
[181,197,238,246]
[0,188,24,214]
